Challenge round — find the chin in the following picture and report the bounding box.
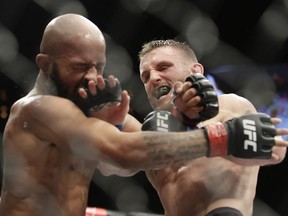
[149,92,174,110]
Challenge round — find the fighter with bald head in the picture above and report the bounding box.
[1,14,288,216]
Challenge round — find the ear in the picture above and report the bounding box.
[35,54,51,74]
[191,63,204,75]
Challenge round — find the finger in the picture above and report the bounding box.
[275,128,288,136]
[181,81,193,92]
[184,106,203,114]
[78,88,88,99]
[88,80,97,95]
[96,75,105,90]
[173,82,184,95]
[180,106,203,119]
[173,95,201,113]
[271,153,279,161]
[176,95,201,109]
[174,89,198,106]
[173,95,186,111]
[107,75,117,87]
[274,139,288,147]
[119,90,130,109]
[271,117,282,125]
[187,98,202,108]
[181,88,198,102]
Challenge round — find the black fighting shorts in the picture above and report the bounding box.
[206,207,243,216]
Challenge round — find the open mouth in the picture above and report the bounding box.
[154,86,171,99]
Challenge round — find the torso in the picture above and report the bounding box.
[0,94,96,216]
[146,94,259,216]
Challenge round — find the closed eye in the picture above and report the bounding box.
[71,63,89,71]
[157,62,173,72]
[158,65,169,71]
[141,72,149,84]
[71,63,105,74]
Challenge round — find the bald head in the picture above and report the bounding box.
[40,14,105,57]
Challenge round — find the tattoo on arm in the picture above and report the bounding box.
[143,130,207,167]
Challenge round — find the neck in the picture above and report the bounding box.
[31,71,57,96]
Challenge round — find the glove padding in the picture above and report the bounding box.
[142,111,189,132]
[205,113,276,159]
[74,78,122,116]
[174,74,219,126]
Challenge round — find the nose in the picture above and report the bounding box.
[84,67,97,82]
[149,70,161,83]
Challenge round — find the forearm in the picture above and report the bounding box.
[143,129,209,168]
[69,119,208,171]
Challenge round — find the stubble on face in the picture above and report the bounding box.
[148,90,175,112]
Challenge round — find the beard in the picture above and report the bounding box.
[50,63,84,104]
[50,63,69,98]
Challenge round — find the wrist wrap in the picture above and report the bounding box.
[204,123,228,157]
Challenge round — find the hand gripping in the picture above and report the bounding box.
[174,74,219,126]
[74,78,122,116]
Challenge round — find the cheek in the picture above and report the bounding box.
[61,74,82,94]
[144,84,153,96]
[64,69,82,82]
[173,71,186,82]
[61,73,74,85]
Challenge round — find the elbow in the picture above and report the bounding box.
[95,143,142,176]
[103,142,144,170]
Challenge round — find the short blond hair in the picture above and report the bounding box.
[138,39,198,62]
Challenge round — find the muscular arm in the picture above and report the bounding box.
[25,95,209,174]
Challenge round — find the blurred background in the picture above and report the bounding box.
[0,0,288,215]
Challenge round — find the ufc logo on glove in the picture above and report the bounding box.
[156,112,169,132]
[142,110,191,132]
[243,119,257,152]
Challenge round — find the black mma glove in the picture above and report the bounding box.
[142,111,276,159]
[142,110,190,132]
[205,113,276,159]
[173,73,219,126]
[74,78,122,116]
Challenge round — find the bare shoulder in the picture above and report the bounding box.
[214,93,257,123]
[218,93,257,115]
[12,95,84,125]
[19,95,77,114]
[6,95,86,147]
